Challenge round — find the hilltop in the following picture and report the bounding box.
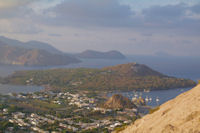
[1,63,196,91]
[103,63,163,77]
[76,50,126,59]
[118,84,200,133]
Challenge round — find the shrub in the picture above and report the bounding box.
[149,106,160,114]
[114,125,128,133]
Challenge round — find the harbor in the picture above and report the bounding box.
[108,87,192,107]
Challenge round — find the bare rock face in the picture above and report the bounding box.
[119,85,200,133]
[104,94,136,109]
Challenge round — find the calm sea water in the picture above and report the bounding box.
[108,87,192,107]
[0,84,43,95]
[0,56,199,102]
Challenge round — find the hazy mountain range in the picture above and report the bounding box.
[0,36,126,66]
[0,40,80,66]
[0,36,62,54]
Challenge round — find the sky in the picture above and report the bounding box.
[0,0,200,56]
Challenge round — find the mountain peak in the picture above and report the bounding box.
[103,63,164,77]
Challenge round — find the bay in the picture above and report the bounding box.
[0,55,199,98]
[108,87,192,107]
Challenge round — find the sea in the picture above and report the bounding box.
[0,55,199,106]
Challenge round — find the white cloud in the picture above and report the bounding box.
[0,18,42,34]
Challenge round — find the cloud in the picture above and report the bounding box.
[1,0,200,34]
[142,4,186,22]
[28,0,64,15]
[0,0,200,56]
[138,3,200,35]
[0,0,63,18]
[0,0,30,8]
[190,3,200,13]
[40,0,133,27]
[0,19,42,34]
[34,1,200,36]
[0,0,33,18]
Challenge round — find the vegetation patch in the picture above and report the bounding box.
[114,124,128,133]
[149,106,160,114]
[1,63,196,91]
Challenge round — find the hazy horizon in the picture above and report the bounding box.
[0,0,200,56]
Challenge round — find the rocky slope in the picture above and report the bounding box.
[119,84,200,133]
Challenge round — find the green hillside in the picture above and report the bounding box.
[1,63,196,91]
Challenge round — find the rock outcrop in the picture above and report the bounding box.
[104,94,136,109]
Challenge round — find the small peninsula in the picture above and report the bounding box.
[1,63,196,91]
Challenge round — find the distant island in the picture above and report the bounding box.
[0,36,62,54]
[0,36,80,66]
[0,36,126,66]
[0,41,80,66]
[1,63,196,91]
[75,50,126,59]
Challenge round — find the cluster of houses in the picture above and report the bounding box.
[5,111,78,132]
[1,109,132,132]
[1,91,139,132]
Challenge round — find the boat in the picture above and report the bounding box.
[149,97,152,101]
[145,96,149,102]
[156,97,160,102]
[134,93,138,98]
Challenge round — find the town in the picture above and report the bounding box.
[0,89,149,133]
